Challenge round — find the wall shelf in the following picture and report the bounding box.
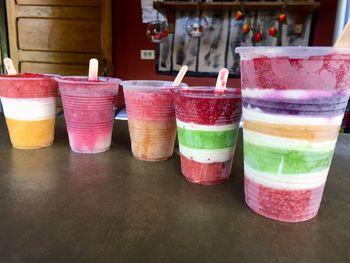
[153,1,320,13]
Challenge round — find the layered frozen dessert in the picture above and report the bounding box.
[173,87,242,185]
[122,80,181,161]
[0,73,57,149]
[236,47,350,222]
[57,77,120,154]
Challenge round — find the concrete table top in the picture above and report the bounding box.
[0,115,349,263]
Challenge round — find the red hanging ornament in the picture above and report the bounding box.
[254,32,262,43]
[242,23,250,34]
[235,10,244,21]
[268,26,278,37]
[277,13,287,23]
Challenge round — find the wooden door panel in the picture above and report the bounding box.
[19,50,102,64]
[18,18,101,53]
[7,0,112,76]
[15,5,100,19]
[17,0,99,6]
[21,62,89,75]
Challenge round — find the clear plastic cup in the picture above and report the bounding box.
[122,80,187,161]
[0,73,58,149]
[172,86,242,185]
[57,76,120,154]
[236,47,350,222]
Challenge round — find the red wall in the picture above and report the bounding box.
[113,0,337,88]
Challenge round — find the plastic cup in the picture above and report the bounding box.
[172,87,242,185]
[0,73,58,149]
[236,47,350,222]
[122,80,186,161]
[57,77,120,154]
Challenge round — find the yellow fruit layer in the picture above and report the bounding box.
[5,117,55,149]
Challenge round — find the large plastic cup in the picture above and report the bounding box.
[172,87,242,185]
[122,80,187,161]
[236,47,350,222]
[0,73,58,149]
[57,77,120,154]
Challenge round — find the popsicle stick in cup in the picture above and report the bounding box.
[88,58,99,81]
[214,68,229,93]
[3,58,17,75]
[172,65,188,87]
[334,21,350,47]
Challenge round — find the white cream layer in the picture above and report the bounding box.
[243,106,344,126]
[176,119,237,131]
[244,163,328,190]
[179,144,234,163]
[242,88,349,100]
[1,97,56,120]
[244,130,337,151]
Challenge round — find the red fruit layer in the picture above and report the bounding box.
[245,177,325,222]
[241,56,350,91]
[173,88,241,125]
[124,90,175,120]
[0,73,57,98]
[180,154,233,185]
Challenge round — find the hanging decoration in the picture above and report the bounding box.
[146,20,169,43]
[235,3,262,44]
[145,0,169,43]
[235,1,290,43]
[268,26,278,37]
[185,0,209,38]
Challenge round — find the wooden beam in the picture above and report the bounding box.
[100,0,113,76]
[6,0,19,71]
[154,1,320,13]
[15,5,100,19]
[18,50,102,64]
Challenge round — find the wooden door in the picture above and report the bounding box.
[0,0,9,73]
[6,0,112,76]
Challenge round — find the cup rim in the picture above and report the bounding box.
[121,80,188,92]
[235,46,350,59]
[56,76,121,85]
[172,86,241,99]
[0,73,53,80]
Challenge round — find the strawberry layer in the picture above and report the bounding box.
[240,55,350,91]
[173,88,241,125]
[245,176,324,222]
[0,73,57,98]
[124,90,175,120]
[180,154,233,185]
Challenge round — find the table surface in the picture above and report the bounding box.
[0,115,349,263]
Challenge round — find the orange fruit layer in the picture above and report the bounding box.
[244,119,340,141]
[128,118,176,161]
[5,117,55,149]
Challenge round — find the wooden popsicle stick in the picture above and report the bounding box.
[214,68,229,93]
[335,21,350,47]
[88,58,99,81]
[172,65,188,86]
[3,58,17,75]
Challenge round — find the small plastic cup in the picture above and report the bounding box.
[57,76,120,154]
[236,46,350,222]
[172,86,242,185]
[0,73,58,149]
[122,80,187,161]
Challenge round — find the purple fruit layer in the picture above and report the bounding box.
[243,96,349,116]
